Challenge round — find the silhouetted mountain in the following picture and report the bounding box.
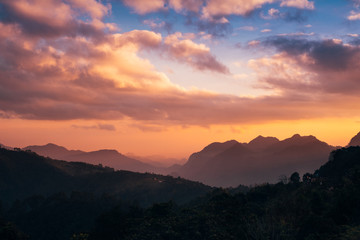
[24,143,82,159]
[89,147,360,240]
[247,135,279,150]
[125,153,187,168]
[0,148,212,206]
[182,140,239,171]
[0,143,12,150]
[347,131,360,147]
[175,134,337,187]
[24,143,156,173]
[317,146,360,185]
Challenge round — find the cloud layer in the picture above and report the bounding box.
[1,0,360,129]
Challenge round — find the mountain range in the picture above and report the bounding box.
[5,131,360,187]
[177,134,337,186]
[0,148,211,206]
[23,143,157,173]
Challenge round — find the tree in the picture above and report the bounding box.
[290,172,300,184]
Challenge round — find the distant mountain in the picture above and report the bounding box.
[174,134,337,187]
[24,143,157,173]
[0,148,212,206]
[125,153,187,168]
[0,143,12,150]
[24,143,83,159]
[347,131,360,147]
[247,135,279,150]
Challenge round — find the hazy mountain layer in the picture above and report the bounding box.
[175,134,339,187]
[24,143,157,173]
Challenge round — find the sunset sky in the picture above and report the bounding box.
[0,0,360,159]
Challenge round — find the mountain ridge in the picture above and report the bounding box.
[23,143,157,173]
[175,133,339,187]
[347,131,360,147]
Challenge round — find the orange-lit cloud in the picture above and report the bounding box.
[72,123,116,131]
[0,0,114,38]
[202,0,276,20]
[1,0,360,132]
[164,32,230,73]
[348,11,360,21]
[257,37,360,95]
[121,0,315,21]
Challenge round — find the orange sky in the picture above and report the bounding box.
[1,117,359,159]
[1,0,360,161]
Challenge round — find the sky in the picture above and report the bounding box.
[0,0,360,160]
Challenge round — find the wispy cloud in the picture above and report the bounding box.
[280,0,314,10]
[237,26,256,31]
[72,124,117,131]
[261,29,272,33]
[164,32,230,74]
[348,11,360,20]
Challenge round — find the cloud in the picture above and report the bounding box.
[263,37,358,71]
[169,0,204,13]
[67,0,111,19]
[248,40,261,47]
[1,0,360,128]
[277,32,314,36]
[164,32,230,73]
[280,0,314,10]
[0,0,113,38]
[348,11,360,20]
[122,0,166,14]
[72,123,117,131]
[129,123,165,132]
[116,30,163,49]
[261,29,272,33]
[185,12,232,37]
[261,8,281,19]
[122,0,204,14]
[143,19,172,32]
[201,0,276,20]
[250,36,360,96]
[238,26,256,31]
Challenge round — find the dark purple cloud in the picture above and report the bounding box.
[263,36,360,71]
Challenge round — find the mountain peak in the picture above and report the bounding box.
[26,143,68,151]
[247,135,279,150]
[291,134,302,138]
[91,149,121,155]
[347,131,360,147]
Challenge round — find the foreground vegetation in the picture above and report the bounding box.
[89,147,360,240]
[1,147,360,239]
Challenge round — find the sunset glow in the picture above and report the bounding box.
[1,0,360,159]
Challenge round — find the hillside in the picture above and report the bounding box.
[0,148,213,240]
[0,148,212,206]
[347,132,360,147]
[89,146,360,240]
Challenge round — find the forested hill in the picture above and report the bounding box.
[2,147,360,240]
[88,146,360,240]
[0,148,212,206]
[0,147,213,240]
